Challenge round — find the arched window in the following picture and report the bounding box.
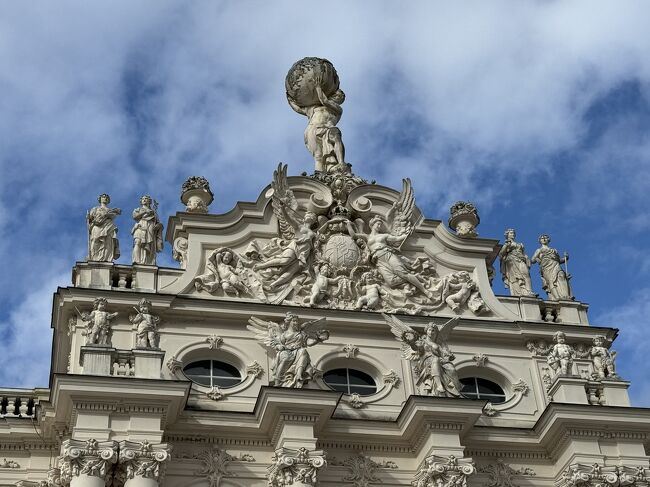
[183,360,242,388]
[460,377,507,404]
[323,368,377,396]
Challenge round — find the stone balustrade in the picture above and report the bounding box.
[0,389,38,418]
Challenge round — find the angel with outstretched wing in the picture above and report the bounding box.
[346,179,431,297]
[247,312,329,388]
[383,313,461,397]
[254,164,318,292]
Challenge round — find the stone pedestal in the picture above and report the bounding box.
[79,346,116,376]
[519,296,543,321]
[601,380,631,407]
[132,264,157,292]
[133,349,165,379]
[548,375,589,404]
[72,261,114,289]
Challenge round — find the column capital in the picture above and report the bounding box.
[60,439,118,485]
[268,446,326,486]
[413,454,476,487]
[117,440,171,483]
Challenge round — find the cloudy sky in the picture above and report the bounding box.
[1,1,649,404]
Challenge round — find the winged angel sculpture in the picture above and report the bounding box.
[253,164,319,293]
[247,312,330,388]
[384,314,462,397]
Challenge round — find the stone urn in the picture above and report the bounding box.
[448,201,480,238]
[181,176,214,214]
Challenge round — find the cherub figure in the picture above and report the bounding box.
[80,297,118,346]
[253,164,319,292]
[309,263,344,307]
[130,298,161,349]
[195,248,250,296]
[590,335,618,380]
[547,331,575,376]
[355,270,386,310]
[444,271,477,311]
[248,312,329,388]
[384,314,461,397]
[287,73,346,173]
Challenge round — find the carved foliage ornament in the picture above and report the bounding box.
[196,446,255,487]
[478,460,535,487]
[413,455,476,487]
[268,447,326,487]
[334,453,399,487]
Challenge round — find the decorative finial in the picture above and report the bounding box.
[448,201,480,238]
[181,176,214,214]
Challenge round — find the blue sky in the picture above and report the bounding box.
[1,1,649,404]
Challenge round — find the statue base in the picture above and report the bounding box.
[132,348,165,379]
[601,379,631,407]
[79,346,116,376]
[548,375,589,404]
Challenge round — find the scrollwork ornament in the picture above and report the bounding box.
[246,360,264,378]
[383,369,400,387]
[512,378,530,395]
[166,355,182,373]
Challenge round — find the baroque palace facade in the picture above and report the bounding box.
[2,58,649,487]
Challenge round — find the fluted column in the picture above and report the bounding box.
[59,439,118,487]
[117,440,171,487]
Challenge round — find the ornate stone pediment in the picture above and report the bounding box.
[165,164,517,320]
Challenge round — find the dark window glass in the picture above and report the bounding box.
[323,368,377,396]
[460,377,506,404]
[183,360,242,388]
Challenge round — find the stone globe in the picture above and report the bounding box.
[285,57,340,107]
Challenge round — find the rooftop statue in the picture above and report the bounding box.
[499,228,535,297]
[531,234,572,301]
[286,57,347,175]
[131,195,164,265]
[86,193,121,262]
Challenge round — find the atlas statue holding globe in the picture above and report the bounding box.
[286,57,348,174]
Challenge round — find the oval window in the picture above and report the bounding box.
[183,360,242,388]
[460,377,507,404]
[323,368,377,396]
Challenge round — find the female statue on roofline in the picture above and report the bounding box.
[87,193,121,262]
[531,234,572,301]
[499,228,535,297]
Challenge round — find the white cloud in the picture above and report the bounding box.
[1,1,650,389]
[596,288,650,407]
[0,269,69,388]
